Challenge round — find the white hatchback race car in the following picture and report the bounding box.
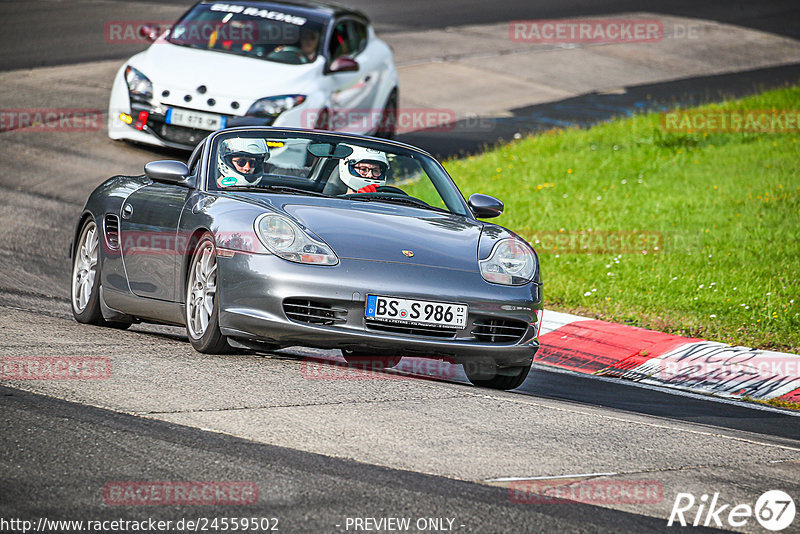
[108,0,398,150]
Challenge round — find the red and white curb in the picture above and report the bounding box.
[537,310,800,403]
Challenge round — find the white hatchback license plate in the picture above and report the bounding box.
[165,108,226,131]
[365,295,468,329]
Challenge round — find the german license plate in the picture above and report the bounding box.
[365,295,468,329]
[165,108,226,131]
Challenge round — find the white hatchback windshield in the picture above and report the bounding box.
[168,4,325,65]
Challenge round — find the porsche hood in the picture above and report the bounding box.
[282,203,486,270]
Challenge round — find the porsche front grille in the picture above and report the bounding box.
[283,299,346,326]
[471,318,528,343]
[104,214,120,250]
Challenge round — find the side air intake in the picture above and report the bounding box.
[104,214,120,250]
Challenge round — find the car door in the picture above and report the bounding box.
[326,18,378,132]
[119,182,191,301]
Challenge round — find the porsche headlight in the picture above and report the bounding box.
[124,66,153,102]
[246,95,306,119]
[479,238,536,285]
[256,214,338,265]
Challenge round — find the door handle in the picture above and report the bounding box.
[122,204,133,219]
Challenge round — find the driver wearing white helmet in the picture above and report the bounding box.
[339,145,389,194]
[216,138,270,187]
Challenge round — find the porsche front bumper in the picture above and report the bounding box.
[217,252,541,368]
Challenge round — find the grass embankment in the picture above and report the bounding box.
[442,85,800,352]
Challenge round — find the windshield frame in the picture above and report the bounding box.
[203,128,473,218]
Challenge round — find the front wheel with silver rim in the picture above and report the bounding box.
[185,232,230,353]
[71,219,103,323]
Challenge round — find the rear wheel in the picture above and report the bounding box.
[185,233,230,353]
[71,218,131,329]
[341,349,402,370]
[464,362,531,390]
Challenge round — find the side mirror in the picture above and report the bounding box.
[145,160,191,185]
[139,23,161,42]
[468,193,504,218]
[328,56,359,73]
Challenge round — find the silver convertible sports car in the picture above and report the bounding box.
[71,128,542,389]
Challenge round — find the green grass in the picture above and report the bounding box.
[742,395,800,411]
[439,84,800,352]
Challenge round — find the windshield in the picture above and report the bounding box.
[208,131,470,216]
[167,3,325,65]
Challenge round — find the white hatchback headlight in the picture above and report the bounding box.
[256,214,338,265]
[246,95,306,119]
[124,66,153,101]
[479,238,537,285]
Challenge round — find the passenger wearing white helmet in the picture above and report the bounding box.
[216,138,270,187]
[338,145,389,194]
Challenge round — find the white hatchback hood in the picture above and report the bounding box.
[129,42,321,114]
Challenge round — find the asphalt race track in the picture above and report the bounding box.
[2,0,799,70]
[1,1,799,532]
[1,385,682,533]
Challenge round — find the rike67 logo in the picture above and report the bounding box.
[668,490,796,531]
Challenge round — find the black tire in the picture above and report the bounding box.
[376,90,397,139]
[71,218,132,329]
[314,108,331,131]
[464,362,532,390]
[185,233,231,354]
[341,349,402,370]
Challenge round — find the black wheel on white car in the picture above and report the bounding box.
[314,108,331,130]
[185,232,230,353]
[376,90,397,139]
[71,218,131,329]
